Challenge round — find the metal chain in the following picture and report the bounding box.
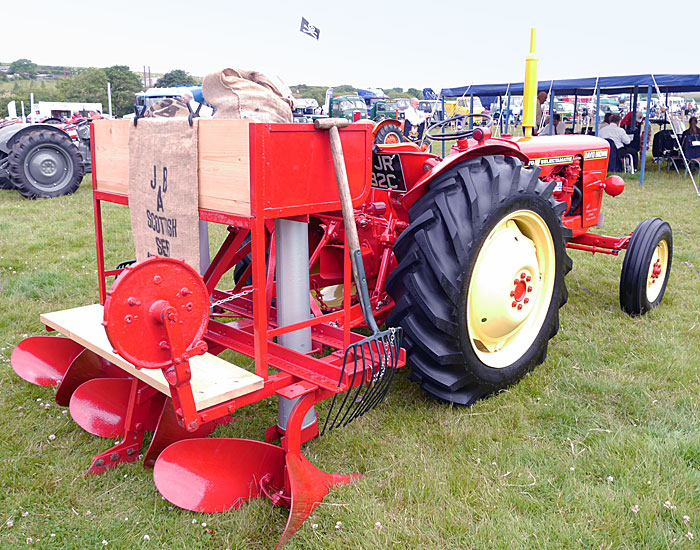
[210,288,254,308]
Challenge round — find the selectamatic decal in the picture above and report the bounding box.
[529,155,575,166]
[584,149,609,160]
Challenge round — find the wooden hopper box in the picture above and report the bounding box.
[91,119,373,219]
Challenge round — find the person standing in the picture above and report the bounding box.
[535,91,547,134]
[404,97,431,140]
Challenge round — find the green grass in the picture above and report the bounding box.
[1,164,699,549]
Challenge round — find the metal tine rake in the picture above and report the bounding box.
[321,323,401,434]
[314,118,403,435]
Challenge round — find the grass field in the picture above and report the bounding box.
[1,159,699,549]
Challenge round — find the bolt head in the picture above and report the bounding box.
[510,291,515,297]
[520,272,526,279]
[517,304,523,310]
[527,286,533,292]
[526,275,532,282]
[512,301,517,308]
[153,275,162,285]
[524,298,529,304]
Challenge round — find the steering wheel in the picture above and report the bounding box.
[425,113,493,141]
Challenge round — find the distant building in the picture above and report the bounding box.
[0,66,10,73]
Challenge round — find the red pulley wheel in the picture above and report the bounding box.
[104,257,210,369]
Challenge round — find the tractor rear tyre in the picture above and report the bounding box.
[375,124,406,145]
[619,217,672,316]
[8,129,84,199]
[386,155,572,405]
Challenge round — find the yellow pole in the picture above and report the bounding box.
[522,28,538,138]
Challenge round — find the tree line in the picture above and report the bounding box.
[0,61,201,118]
[1,58,424,119]
[0,62,144,117]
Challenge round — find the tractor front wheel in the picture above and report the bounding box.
[619,217,672,315]
[8,129,84,199]
[386,155,571,405]
[374,123,405,145]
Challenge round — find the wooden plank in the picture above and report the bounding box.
[93,119,129,196]
[197,119,251,216]
[92,119,252,217]
[40,304,263,410]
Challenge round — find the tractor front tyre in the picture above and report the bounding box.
[8,129,84,199]
[619,217,672,316]
[386,155,572,405]
[374,124,406,145]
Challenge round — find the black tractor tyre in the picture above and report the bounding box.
[0,156,14,189]
[619,217,672,316]
[386,155,572,405]
[0,172,15,190]
[8,129,84,199]
[375,124,406,145]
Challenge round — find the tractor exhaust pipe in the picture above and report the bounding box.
[522,28,538,139]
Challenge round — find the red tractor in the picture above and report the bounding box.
[298,116,672,404]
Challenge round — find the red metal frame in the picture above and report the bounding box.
[89,121,404,434]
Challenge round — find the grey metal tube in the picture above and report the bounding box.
[274,218,316,431]
[198,220,210,275]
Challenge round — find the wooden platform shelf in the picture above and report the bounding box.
[41,304,263,410]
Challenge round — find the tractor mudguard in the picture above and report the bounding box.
[401,141,528,211]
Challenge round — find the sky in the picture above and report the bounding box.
[2,0,695,92]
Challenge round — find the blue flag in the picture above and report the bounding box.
[300,17,320,40]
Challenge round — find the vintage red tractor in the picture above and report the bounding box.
[9,41,671,549]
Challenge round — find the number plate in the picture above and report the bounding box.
[371,152,407,193]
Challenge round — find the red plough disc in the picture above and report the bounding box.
[11,336,84,386]
[143,400,233,468]
[69,378,134,438]
[55,349,129,406]
[153,438,286,512]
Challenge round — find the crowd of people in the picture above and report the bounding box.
[529,92,700,170]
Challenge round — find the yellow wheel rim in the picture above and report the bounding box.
[645,240,669,303]
[466,210,556,369]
